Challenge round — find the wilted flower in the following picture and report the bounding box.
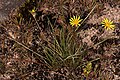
[83,62,92,77]
[29,8,36,18]
[69,16,82,27]
[101,18,115,30]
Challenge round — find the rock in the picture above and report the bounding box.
[0,0,25,21]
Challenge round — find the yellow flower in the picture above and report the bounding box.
[101,18,115,30]
[69,16,82,27]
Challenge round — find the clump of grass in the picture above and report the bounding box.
[42,27,86,79]
[41,19,101,79]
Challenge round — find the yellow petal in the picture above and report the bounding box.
[78,16,80,20]
[73,16,75,19]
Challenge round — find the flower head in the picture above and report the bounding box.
[69,16,82,27]
[31,9,35,13]
[29,8,36,18]
[101,18,115,30]
[83,62,92,77]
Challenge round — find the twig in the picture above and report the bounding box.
[75,4,97,31]
[7,36,44,60]
[34,17,41,30]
